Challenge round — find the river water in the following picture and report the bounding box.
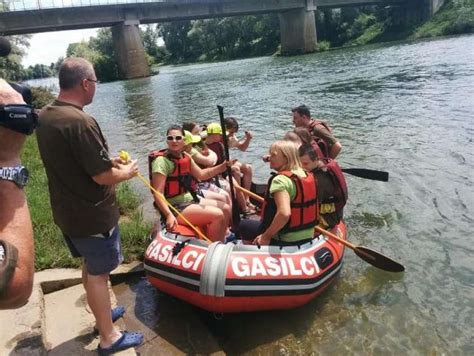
[32,35,473,354]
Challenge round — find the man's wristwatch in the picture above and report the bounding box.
[0,165,29,188]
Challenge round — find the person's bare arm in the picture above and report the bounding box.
[329,141,342,159]
[0,79,34,309]
[253,190,291,246]
[151,172,177,230]
[192,150,217,167]
[92,160,138,185]
[189,156,232,181]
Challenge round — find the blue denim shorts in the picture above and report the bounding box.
[63,225,123,276]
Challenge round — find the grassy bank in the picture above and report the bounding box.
[412,0,474,39]
[22,136,152,271]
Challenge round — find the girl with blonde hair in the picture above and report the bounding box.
[239,140,319,246]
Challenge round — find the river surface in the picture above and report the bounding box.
[31,35,473,354]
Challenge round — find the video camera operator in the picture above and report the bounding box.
[0,36,37,309]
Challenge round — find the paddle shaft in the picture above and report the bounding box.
[341,168,389,182]
[217,105,240,227]
[136,173,212,243]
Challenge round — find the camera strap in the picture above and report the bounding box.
[0,104,38,135]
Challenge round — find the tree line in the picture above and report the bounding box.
[1,1,472,83]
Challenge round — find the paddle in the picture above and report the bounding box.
[217,105,241,230]
[314,226,405,273]
[342,168,389,182]
[235,185,405,273]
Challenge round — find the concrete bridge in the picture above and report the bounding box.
[0,0,445,79]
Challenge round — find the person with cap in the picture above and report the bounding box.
[183,130,231,206]
[291,104,342,159]
[204,123,248,212]
[150,125,234,242]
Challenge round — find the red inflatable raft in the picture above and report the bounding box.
[144,222,346,313]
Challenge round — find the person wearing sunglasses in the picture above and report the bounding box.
[150,125,235,242]
[36,58,143,354]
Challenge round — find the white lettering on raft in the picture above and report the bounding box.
[147,242,204,271]
[232,256,321,277]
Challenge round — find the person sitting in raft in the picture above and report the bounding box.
[238,140,319,246]
[224,116,256,213]
[285,127,329,159]
[182,130,231,207]
[298,144,348,229]
[150,125,235,242]
[205,122,248,212]
[182,121,203,136]
[291,104,341,159]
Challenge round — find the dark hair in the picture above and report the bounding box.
[166,125,184,135]
[59,57,94,90]
[182,122,197,132]
[224,117,239,132]
[298,144,318,161]
[291,104,311,118]
[293,127,313,145]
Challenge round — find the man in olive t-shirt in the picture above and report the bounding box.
[36,58,143,353]
[292,104,342,159]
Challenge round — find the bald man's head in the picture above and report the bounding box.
[58,58,95,90]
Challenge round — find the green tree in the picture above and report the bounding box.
[0,35,31,81]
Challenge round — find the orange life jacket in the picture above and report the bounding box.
[260,171,319,233]
[148,149,199,201]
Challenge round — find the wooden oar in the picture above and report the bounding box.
[136,172,212,243]
[217,105,241,230]
[342,168,389,182]
[314,226,405,272]
[235,185,405,273]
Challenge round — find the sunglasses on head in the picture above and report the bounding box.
[167,135,183,141]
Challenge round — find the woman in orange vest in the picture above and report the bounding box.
[150,125,235,242]
[239,140,319,246]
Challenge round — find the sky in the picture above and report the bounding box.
[22,28,99,67]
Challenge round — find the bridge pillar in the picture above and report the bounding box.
[396,0,445,27]
[111,21,150,80]
[279,8,316,56]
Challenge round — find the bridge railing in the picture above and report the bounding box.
[1,0,166,12]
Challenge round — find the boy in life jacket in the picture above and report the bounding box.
[238,140,319,246]
[298,144,348,228]
[291,104,342,159]
[204,123,248,212]
[224,117,256,214]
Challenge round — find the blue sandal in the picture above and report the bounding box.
[97,331,144,355]
[93,305,126,335]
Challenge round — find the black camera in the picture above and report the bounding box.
[0,36,38,135]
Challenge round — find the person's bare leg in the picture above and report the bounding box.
[201,192,231,224]
[179,203,227,242]
[86,273,122,348]
[231,164,242,186]
[82,262,88,292]
[241,163,253,194]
